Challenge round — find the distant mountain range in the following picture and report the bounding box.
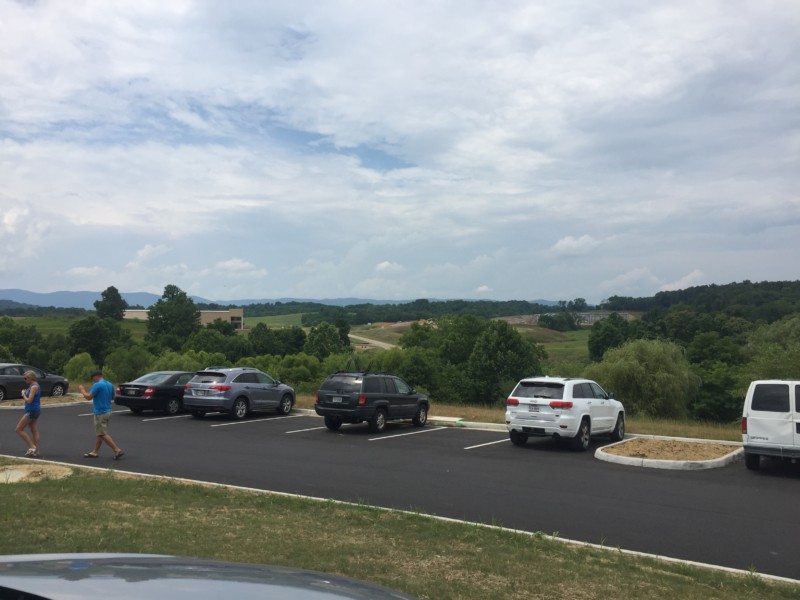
[0,289,559,310]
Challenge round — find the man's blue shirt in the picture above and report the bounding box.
[90,379,115,414]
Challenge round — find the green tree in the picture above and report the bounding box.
[466,320,541,405]
[104,345,154,384]
[63,352,98,383]
[304,322,347,360]
[0,316,44,364]
[145,285,200,349]
[248,323,282,355]
[207,318,237,336]
[94,285,128,320]
[587,313,630,361]
[276,326,307,355]
[68,316,132,365]
[583,339,700,418]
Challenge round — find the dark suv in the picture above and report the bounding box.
[183,367,295,420]
[314,371,429,433]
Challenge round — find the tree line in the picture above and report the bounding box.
[2,280,800,423]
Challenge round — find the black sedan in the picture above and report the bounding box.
[0,363,69,401]
[115,371,194,415]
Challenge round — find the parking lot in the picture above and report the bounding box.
[2,402,800,580]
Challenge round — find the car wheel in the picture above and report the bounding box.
[610,414,625,442]
[130,408,144,415]
[324,416,343,431]
[744,453,761,470]
[165,398,181,415]
[276,394,293,415]
[51,383,65,397]
[191,410,206,419]
[231,397,249,420]
[0,386,6,401]
[369,408,387,433]
[412,404,428,427]
[571,419,591,451]
[509,430,528,447]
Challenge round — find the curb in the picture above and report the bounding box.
[595,436,744,470]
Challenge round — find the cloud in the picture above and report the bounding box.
[660,270,705,292]
[0,1,797,303]
[549,235,601,258]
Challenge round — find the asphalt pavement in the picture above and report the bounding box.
[1,401,799,582]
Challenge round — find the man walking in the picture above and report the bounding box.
[79,370,124,459]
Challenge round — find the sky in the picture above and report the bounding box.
[1,1,798,305]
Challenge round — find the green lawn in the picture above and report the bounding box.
[245,313,304,328]
[0,458,794,599]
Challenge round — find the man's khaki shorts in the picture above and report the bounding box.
[93,412,111,436]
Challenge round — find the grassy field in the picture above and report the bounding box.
[245,313,304,328]
[0,458,795,599]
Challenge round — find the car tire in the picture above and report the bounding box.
[165,399,181,415]
[276,394,293,415]
[509,430,528,447]
[51,383,65,397]
[191,410,206,419]
[231,397,249,420]
[571,419,591,451]
[412,404,428,427]
[324,416,343,431]
[610,414,625,442]
[0,386,5,401]
[369,408,387,433]
[744,453,761,470]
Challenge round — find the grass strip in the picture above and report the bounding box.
[0,459,796,600]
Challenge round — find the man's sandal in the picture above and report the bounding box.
[83,452,98,458]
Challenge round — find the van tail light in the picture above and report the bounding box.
[506,398,519,406]
[209,385,231,391]
[143,386,155,398]
[358,394,367,406]
[549,400,574,409]
[742,417,747,434]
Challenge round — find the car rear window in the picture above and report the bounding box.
[511,381,564,399]
[190,372,227,384]
[320,374,362,393]
[133,372,173,385]
[751,383,790,412]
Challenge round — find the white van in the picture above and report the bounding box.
[741,379,800,470]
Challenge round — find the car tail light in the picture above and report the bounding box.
[506,398,519,406]
[741,417,747,434]
[549,400,573,409]
[357,394,367,406]
[209,385,231,391]
[115,387,121,395]
[143,386,155,398]
[314,391,319,404]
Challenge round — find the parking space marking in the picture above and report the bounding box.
[464,438,510,450]
[142,414,191,422]
[210,414,303,428]
[78,409,129,417]
[368,426,447,441]
[286,423,358,434]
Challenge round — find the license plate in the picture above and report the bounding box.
[195,390,206,396]
[332,396,343,403]
[528,404,540,412]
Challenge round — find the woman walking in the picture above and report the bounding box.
[16,370,41,457]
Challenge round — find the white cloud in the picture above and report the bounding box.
[549,235,601,258]
[0,1,797,302]
[660,270,705,292]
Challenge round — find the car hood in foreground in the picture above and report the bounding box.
[0,554,416,600]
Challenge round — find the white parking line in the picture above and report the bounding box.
[368,426,446,441]
[286,426,328,433]
[78,409,129,417]
[142,414,191,422]
[210,414,303,427]
[464,438,509,450]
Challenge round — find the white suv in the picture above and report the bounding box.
[505,376,625,451]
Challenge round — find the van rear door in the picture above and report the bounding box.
[745,382,794,450]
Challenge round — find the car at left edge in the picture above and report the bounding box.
[115,371,195,415]
[0,363,69,401]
